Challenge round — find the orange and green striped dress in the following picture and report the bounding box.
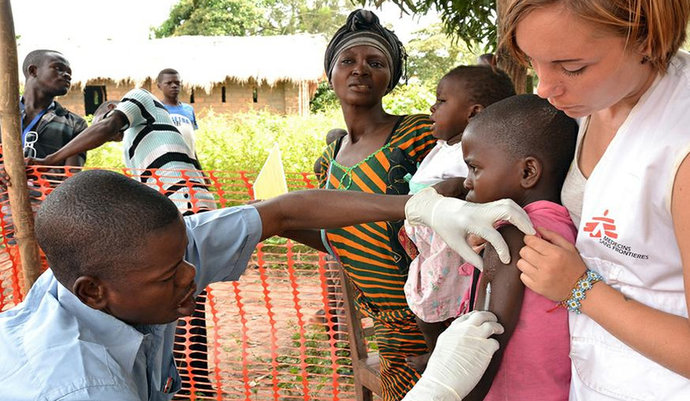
[316,114,436,401]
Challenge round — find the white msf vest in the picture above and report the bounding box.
[569,51,690,400]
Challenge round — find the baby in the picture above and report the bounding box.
[402,65,515,371]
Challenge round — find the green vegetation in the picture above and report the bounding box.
[153,0,349,38]
[195,109,343,172]
[153,0,263,37]
[406,23,482,89]
[309,82,340,113]
[382,82,435,115]
[86,84,442,173]
[86,109,344,172]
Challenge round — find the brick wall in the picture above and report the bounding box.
[56,78,315,118]
[187,79,287,116]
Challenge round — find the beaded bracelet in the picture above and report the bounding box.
[561,269,603,314]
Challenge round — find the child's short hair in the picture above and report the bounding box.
[468,94,578,187]
[443,65,516,108]
[36,170,181,288]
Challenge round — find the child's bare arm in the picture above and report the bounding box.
[464,224,525,401]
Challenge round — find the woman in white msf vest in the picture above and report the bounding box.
[496,0,690,399]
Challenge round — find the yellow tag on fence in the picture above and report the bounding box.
[253,143,288,200]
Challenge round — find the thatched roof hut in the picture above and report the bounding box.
[17,34,328,116]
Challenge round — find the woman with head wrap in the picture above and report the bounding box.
[315,9,436,401]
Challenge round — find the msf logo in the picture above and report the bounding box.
[583,210,618,239]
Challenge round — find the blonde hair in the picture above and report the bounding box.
[501,0,689,73]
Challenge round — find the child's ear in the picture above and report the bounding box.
[520,156,542,189]
[467,104,484,120]
[73,276,108,310]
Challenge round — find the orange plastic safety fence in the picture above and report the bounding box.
[0,165,363,400]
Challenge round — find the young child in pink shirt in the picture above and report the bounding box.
[461,94,578,401]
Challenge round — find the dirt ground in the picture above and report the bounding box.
[173,260,360,401]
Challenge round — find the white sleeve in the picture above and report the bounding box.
[115,88,158,130]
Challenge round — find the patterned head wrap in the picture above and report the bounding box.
[324,9,407,93]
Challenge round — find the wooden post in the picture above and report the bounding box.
[0,0,44,293]
[496,0,530,94]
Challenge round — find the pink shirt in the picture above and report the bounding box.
[485,200,575,401]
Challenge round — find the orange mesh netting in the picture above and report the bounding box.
[0,165,372,401]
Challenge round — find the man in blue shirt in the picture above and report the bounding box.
[0,170,519,400]
[157,68,201,168]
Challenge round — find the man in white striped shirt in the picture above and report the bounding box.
[32,88,215,215]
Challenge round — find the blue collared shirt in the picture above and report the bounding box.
[0,206,262,400]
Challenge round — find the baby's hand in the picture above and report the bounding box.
[468,220,506,254]
[468,234,486,254]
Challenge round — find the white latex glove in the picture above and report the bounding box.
[405,187,535,270]
[402,311,504,401]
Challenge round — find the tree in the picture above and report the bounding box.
[153,0,350,38]
[355,0,497,52]
[153,0,264,37]
[406,23,478,89]
[296,1,351,37]
[261,0,349,37]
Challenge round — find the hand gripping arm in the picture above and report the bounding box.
[405,187,535,270]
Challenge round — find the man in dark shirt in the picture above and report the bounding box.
[1,49,87,242]
[16,49,87,167]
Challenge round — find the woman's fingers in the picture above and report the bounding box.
[516,257,538,274]
[519,238,545,262]
[518,228,587,301]
[536,226,575,249]
[519,272,537,291]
